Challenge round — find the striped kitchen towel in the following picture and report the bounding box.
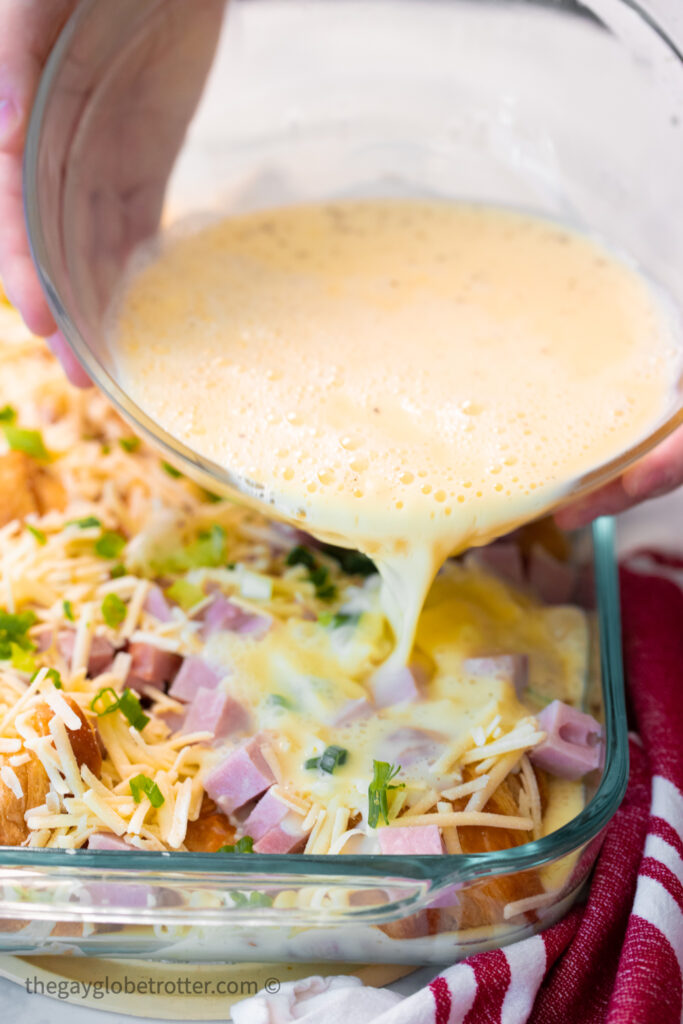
[232,556,683,1024]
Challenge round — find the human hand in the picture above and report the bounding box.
[0,1,85,380]
[555,423,683,529]
[0,0,226,386]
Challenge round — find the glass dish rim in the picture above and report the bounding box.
[21,0,683,527]
[0,517,629,889]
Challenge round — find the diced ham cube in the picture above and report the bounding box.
[169,655,222,702]
[332,697,374,727]
[244,787,290,841]
[378,825,445,855]
[182,687,249,740]
[204,735,275,814]
[528,546,577,605]
[530,700,602,780]
[463,654,529,698]
[475,543,525,588]
[126,642,182,692]
[55,630,116,677]
[201,595,271,640]
[380,726,447,767]
[88,832,134,851]
[143,585,173,623]
[253,811,310,853]
[370,663,421,708]
[157,708,186,734]
[77,882,180,908]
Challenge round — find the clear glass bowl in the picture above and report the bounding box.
[0,517,627,963]
[23,0,683,519]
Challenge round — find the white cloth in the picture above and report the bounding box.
[231,975,402,1024]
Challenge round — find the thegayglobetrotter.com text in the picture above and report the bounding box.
[25,974,281,1000]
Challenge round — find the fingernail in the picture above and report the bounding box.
[0,96,20,145]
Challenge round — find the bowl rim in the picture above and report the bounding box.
[22,0,683,535]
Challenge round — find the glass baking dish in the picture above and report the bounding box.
[0,517,627,964]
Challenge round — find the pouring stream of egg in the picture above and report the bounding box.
[112,200,681,661]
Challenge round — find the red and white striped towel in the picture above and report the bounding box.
[233,554,683,1024]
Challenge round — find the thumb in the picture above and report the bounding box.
[0,0,76,338]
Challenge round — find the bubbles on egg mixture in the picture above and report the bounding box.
[114,198,682,560]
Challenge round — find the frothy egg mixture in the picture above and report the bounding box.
[112,200,681,661]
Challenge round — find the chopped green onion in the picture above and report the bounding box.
[95,531,126,559]
[110,564,126,579]
[219,836,254,854]
[90,687,119,715]
[90,686,149,731]
[368,760,404,828]
[46,668,62,689]
[10,643,37,674]
[67,516,102,529]
[309,566,328,588]
[0,609,36,660]
[228,890,273,907]
[185,524,226,568]
[286,545,317,571]
[305,745,348,774]
[119,437,140,453]
[202,489,222,503]
[62,599,75,622]
[117,689,150,731]
[319,611,361,629]
[286,546,337,600]
[101,443,111,455]
[26,524,46,545]
[322,545,377,577]
[161,461,182,478]
[0,405,16,424]
[3,425,49,461]
[129,773,164,808]
[34,667,62,689]
[165,578,205,611]
[267,693,294,710]
[320,745,348,773]
[101,593,126,628]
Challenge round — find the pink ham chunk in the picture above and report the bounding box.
[378,825,445,855]
[528,547,577,605]
[126,642,182,692]
[370,664,421,708]
[530,700,602,780]
[53,630,116,677]
[253,811,310,853]
[169,655,222,702]
[463,654,529,698]
[204,735,275,814]
[182,687,249,740]
[476,543,525,588]
[143,585,173,623]
[332,697,374,727]
[201,595,271,640]
[244,786,290,841]
[380,726,448,768]
[88,832,134,851]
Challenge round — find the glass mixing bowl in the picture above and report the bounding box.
[23,0,683,516]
